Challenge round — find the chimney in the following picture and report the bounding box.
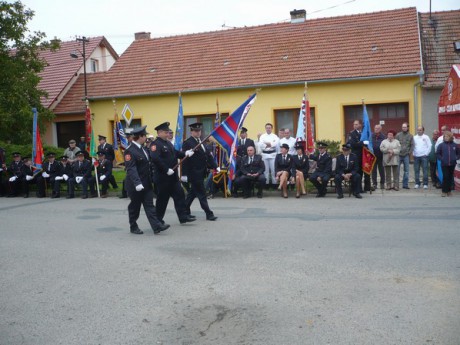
[134,32,151,40]
[290,9,306,23]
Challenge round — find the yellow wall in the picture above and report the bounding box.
[89,76,421,143]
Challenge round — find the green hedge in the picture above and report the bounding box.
[0,141,65,165]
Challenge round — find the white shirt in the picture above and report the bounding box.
[259,133,279,157]
[279,137,297,155]
[435,135,443,151]
[413,134,432,157]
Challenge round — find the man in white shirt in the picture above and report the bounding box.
[413,126,432,189]
[279,128,297,155]
[258,123,279,188]
[434,125,449,151]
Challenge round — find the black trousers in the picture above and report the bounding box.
[335,173,361,195]
[430,161,439,186]
[185,179,213,216]
[127,186,162,230]
[36,176,55,196]
[69,177,88,196]
[441,165,455,193]
[155,177,188,222]
[88,176,109,194]
[309,172,330,195]
[372,157,385,187]
[240,175,266,196]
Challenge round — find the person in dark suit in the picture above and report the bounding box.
[88,151,113,198]
[236,127,255,157]
[0,147,7,197]
[181,123,218,221]
[124,125,169,235]
[371,124,386,190]
[52,156,72,198]
[290,141,309,198]
[97,135,118,189]
[347,119,371,193]
[309,142,333,197]
[274,143,292,198]
[68,151,92,199]
[238,145,265,198]
[334,144,362,199]
[6,152,25,197]
[149,122,195,225]
[36,152,60,198]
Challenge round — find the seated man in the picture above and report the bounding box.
[36,152,60,198]
[309,142,333,197]
[21,157,36,198]
[68,151,92,199]
[6,152,24,197]
[238,145,266,198]
[334,144,362,199]
[52,156,72,198]
[89,151,113,198]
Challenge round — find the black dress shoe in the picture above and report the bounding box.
[257,193,263,199]
[180,216,196,224]
[51,194,60,199]
[153,223,170,234]
[354,193,363,199]
[66,195,74,199]
[81,195,88,199]
[130,228,144,235]
[188,215,196,219]
[337,194,344,199]
[243,195,250,199]
[206,214,218,221]
[23,194,29,198]
[119,195,127,199]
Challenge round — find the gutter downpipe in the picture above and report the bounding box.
[414,10,425,130]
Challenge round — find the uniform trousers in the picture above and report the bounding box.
[127,186,162,230]
[185,179,213,216]
[155,177,188,222]
[309,171,330,195]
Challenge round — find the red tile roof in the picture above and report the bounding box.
[38,36,117,109]
[88,7,422,99]
[419,10,460,88]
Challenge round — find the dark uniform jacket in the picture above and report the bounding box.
[58,163,73,178]
[372,133,386,160]
[22,164,34,178]
[71,159,92,178]
[124,142,152,194]
[309,152,333,174]
[237,138,255,157]
[98,143,115,162]
[347,129,363,157]
[335,153,359,176]
[240,154,265,176]
[8,161,25,178]
[290,154,309,177]
[275,153,292,173]
[149,137,185,181]
[42,160,61,178]
[182,136,217,182]
[95,159,113,179]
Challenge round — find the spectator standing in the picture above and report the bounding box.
[436,131,460,197]
[279,128,297,155]
[258,123,279,189]
[429,130,441,189]
[63,140,81,164]
[380,130,401,190]
[395,123,414,189]
[371,124,386,190]
[412,126,432,189]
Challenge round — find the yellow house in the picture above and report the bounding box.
[64,8,424,146]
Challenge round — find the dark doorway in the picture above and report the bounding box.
[56,121,85,148]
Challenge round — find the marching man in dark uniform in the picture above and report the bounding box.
[334,144,362,199]
[309,142,333,197]
[181,123,218,221]
[149,122,196,224]
[36,152,60,198]
[89,151,113,198]
[124,125,169,235]
[6,152,25,197]
[52,156,72,198]
[238,145,265,199]
[68,151,92,199]
[97,134,118,189]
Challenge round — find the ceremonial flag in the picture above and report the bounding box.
[296,93,306,142]
[32,108,44,172]
[85,101,92,153]
[214,98,222,167]
[209,93,257,191]
[174,93,184,151]
[360,102,376,174]
[296,84,315,154]
[112,100,128,164]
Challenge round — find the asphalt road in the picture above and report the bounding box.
[1,189,459,345]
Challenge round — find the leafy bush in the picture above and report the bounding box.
[0,141,64,165]
[314,139,341,157]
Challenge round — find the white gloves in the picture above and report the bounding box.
[100,175,106,181]
[26,175,33,181]
[63,174,69,181]
[363,140,369,146]
[75,176,83,184]
[167,169,174,176]
[55,176,63,181]
[180,176,188,183]
[185,149,194,157]
[216,167,221,173]
[135,184,144,191]
[42,172,49,178]
[0,168,3,172]
[9,176,17,182]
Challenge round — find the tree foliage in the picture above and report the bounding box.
[0,1,59,144]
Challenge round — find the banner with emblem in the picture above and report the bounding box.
[360,101,376,175]
[32,107,44,172]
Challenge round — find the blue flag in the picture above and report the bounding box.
[360,103,373,154]
[174,94,184,151]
